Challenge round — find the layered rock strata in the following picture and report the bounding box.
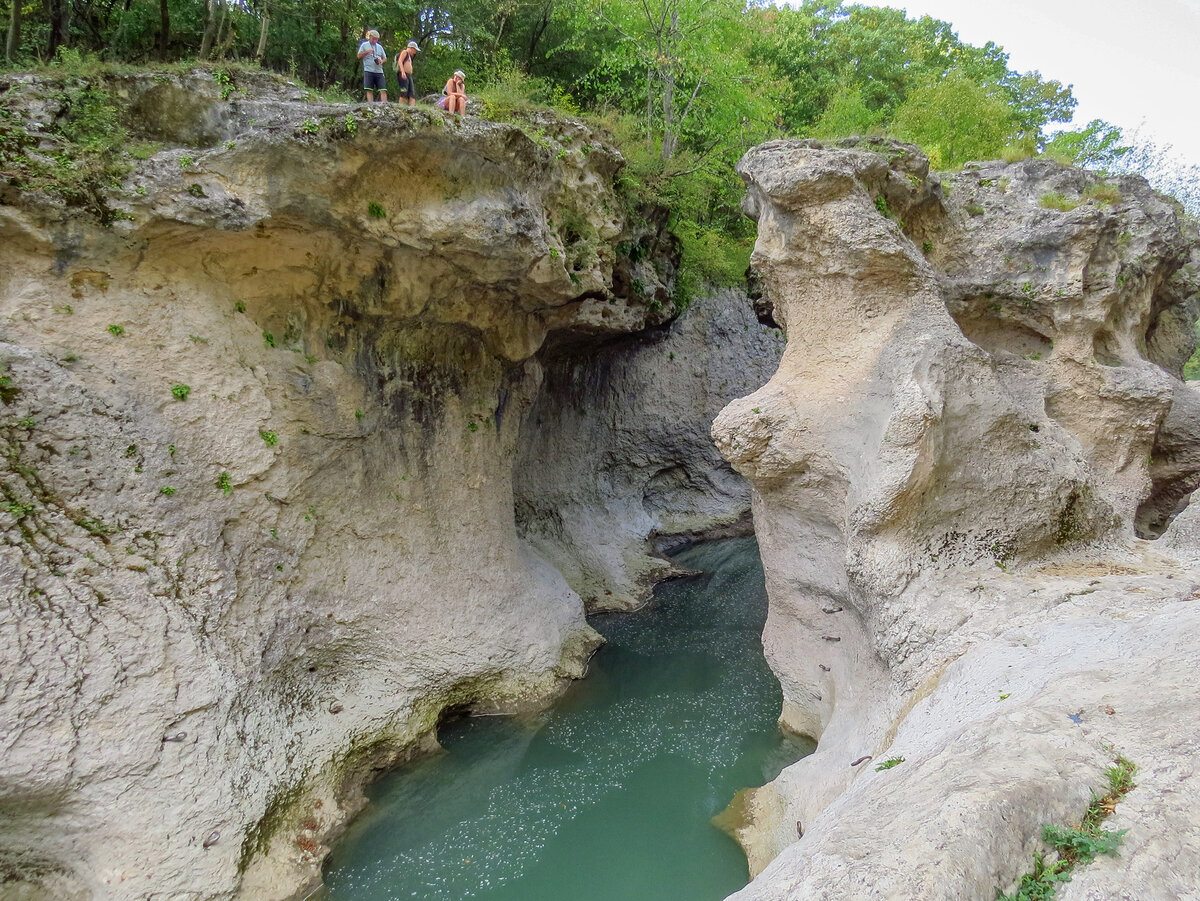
[714,140,1200,900]
[0,71,771,901]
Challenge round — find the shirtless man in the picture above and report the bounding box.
[395,40,420,107]
[439,70,467,115]
[356,30,387,103]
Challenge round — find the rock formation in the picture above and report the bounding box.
[0,70,776,900]
[516,286,783,612]
[714,139,1200,900]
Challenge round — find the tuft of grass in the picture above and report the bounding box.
[259,430,278,447]
[160,486,176,496]
[1040,192,1080,212]
[170,383,191,401]
[263,332,276,348]
[216,471,233,496]
[107,323,125,336]
[354,409,365,421]
[999,755,1136,901]
[368,202,386,219]
[234,301,247,313]
[875,757,904,771]
[1083,182,1122,206]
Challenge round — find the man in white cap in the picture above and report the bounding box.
[395,40,420,107]
[356,30,387,103]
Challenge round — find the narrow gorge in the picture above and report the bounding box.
[2,69,1200,901]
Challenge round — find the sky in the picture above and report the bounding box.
[854,0,1200,165]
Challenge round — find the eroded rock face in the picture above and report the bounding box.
[714,140,1200,900]
[515,288,783,611]
[0,71,747,901]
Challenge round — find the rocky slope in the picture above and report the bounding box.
[714,139,1200,900]
[0,70,776,901]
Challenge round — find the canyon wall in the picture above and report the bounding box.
[715,139,1200,900]
[0,70,774,900]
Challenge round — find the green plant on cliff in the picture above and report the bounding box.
[170,384,191,401]
[998,755,1136,901]
[216,471,233,495]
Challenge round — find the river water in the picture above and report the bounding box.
[320,535,810,901]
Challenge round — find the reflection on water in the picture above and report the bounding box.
[321,536,812,901]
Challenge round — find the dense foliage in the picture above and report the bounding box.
[1,0,1193,295]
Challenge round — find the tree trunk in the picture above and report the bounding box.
[255,5,269,62]
[5,0,21,61]
[198,0,220,58]
[646,63,654,149]
[661,68,676,159]
[47,0,69,56]
[659,10,679,160]
[156,0,169,59]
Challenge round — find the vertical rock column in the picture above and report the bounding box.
[712,140,1115,830]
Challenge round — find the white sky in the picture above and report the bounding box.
[854,0,1200,165]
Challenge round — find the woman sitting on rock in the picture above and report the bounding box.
[438,70,467,115]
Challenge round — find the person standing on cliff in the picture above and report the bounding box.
[395,40,420,107]
[438,70,467,115]
[357,30,388,103]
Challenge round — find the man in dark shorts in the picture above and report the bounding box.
[357,30,387,103]
[395,40,420,107]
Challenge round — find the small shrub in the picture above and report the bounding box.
[216,471,233,495]
[234,301,247,313]
[874,195,890,217]
[922,240,934,254]
[1040,192,1080,212]
[179,155,195,169]
[107,323,125,336]
[300,119,320,135]
[160,486,176,496]
[171,383,191,401]
[187,183,206,198]
[965,202,985,217]
[368,202,386,219]
[259,430,278,446]
[344,113,358,135]
[263,332,276,348]
[17,416,35,429]
[467,421,478,432]
[354,409,365,421]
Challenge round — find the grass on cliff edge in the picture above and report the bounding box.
[998,755,1136,901]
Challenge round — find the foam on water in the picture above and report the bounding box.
[321,535,812,901]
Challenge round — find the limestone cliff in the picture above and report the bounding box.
[714,140,1200,900]
[0,70,775,901]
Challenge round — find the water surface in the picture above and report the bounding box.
[321,536,810,901]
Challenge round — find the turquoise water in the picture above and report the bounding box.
[320,536,810,901]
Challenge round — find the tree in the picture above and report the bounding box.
[890,70,1014,168]
[5,0,20,62]
[1044,119,1129,168]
